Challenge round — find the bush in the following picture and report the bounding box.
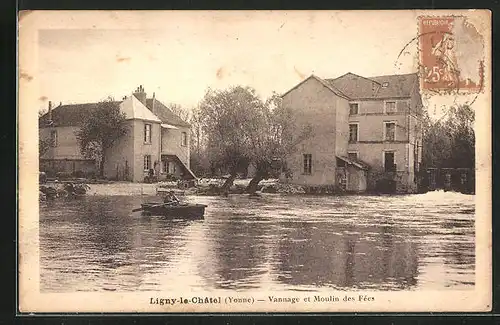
[261,184,278,193]
[39,172,47,184]
[73,170,85,178]
[375,179,396,194]
[144,175,159,183]
[44,170,57,178]
[166,173,180,181]
[56,171,73,180]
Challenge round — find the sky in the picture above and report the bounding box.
[34,11,486,118]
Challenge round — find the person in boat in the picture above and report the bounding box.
[163,191,180,205]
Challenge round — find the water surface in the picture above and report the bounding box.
[40,191,475,292]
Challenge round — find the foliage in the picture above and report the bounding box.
[198,86,263,190]
[188,105,211,176]
[422,104,475,169]
[75,98,127,177]
[39,137,51,157]
[196,86,313,194]
[243,92,313,193]
[164,103,214,177]
[166,103,191,122]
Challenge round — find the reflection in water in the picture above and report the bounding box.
[274,219,419,290]
[40,191,475,292]
[200,214,270,289]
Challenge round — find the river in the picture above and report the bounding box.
[39,191,475,292]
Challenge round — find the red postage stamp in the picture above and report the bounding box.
[418,16,484,92]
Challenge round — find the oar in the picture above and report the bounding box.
[132,201,175,212]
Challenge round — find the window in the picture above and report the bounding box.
[384,122,396,141]
[144,124,152,144]
[349,103,359,115]
[181,132,187,146]
[162,161,175,174]
[385,101,397,113]
[382,82,389,88]
[348,152,358,160]
[384,151,396,172]
[303,154,312,175]
[50,130,58,147]
[144,155,151,171]
[349,124,358,143]
[460,172,467,185]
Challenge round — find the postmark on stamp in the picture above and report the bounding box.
[418,16,484,93]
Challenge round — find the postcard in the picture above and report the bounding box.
[18,10,491,313]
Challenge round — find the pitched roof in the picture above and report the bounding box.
[281,75,349,100]
[146,98,190,127]
[121,95,161,122]
[336,155,370,170]
[368,73,418,99]
[39,96,190,128]
[327,73,381,99]
[39,102,111,127]
[326,72,418,100]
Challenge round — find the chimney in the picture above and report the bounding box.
[133,85,147,107]
[152,92,156,114]
[48,101,53,121]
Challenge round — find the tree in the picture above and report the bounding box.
[244,92,313,194]
[75,98,127,177]
[39,137,50,157]
[444,104,475,169]
[422,104,475,169]
[166,103,191,122]
[421,110,453,169]
[197,86,313,195]
[198,86,265,193]
[189,105,211,176]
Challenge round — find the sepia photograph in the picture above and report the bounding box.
[18,10,491,313]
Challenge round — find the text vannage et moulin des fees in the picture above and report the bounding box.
[149,294,375,306]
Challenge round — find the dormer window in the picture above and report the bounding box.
[382,82,389,88]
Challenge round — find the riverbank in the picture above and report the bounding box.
[42,179,474,198]
[85,179,281,196]
[83,181,471,197]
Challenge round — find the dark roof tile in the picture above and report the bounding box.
[39,102,106,128]
[326,72,418,100]
[145,99,190,127]
[369,73,418,99]
[38,98,190,128]
[327,73,381,99]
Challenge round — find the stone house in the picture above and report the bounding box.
[39,85,195,182]
[281,72,424,193]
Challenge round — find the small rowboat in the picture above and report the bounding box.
[135,202,207,219]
